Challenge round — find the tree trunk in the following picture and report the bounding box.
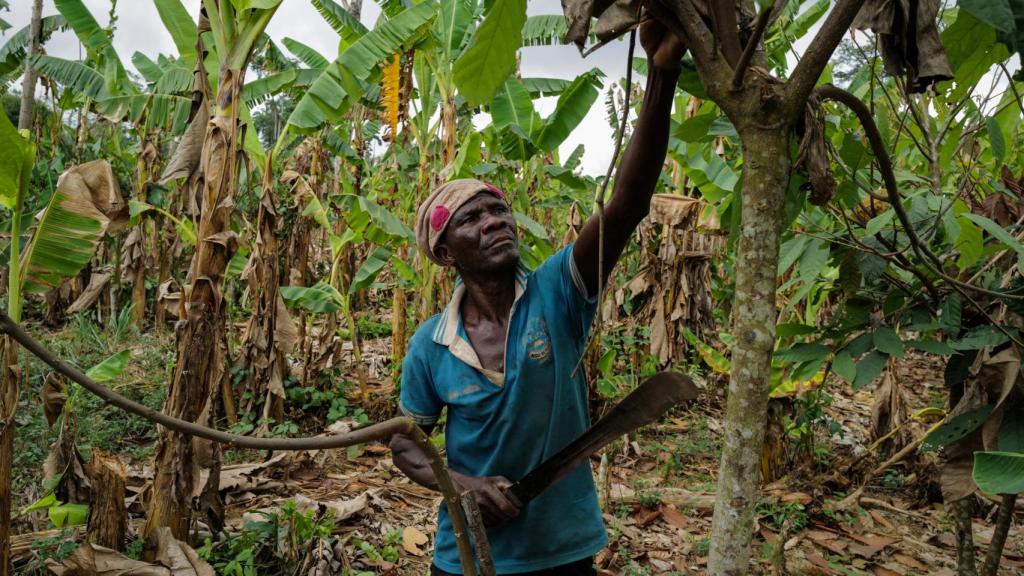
[86,450,128,550]
[17,0,44,132]
[144,69,245,545]
[0,338,17,576]
[708,128,791,576]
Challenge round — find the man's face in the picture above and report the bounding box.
[436,193,519,273]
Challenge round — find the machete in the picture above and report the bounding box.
[505,371,698,506]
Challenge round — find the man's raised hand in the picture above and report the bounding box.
[640,15,687,70]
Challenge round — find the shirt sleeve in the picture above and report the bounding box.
[533,243,599,341]
[398,332,443,426]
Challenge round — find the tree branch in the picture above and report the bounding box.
[710,0,742,67]
[731,0,784,89]
[981,493,1017,576]
[0,311,482,574]
[648,0,730,91]
[785,0,866,112]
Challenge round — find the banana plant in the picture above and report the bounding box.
[146,0,283,545]
[0,109,122,574]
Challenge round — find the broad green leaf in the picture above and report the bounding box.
[777,236,809,276]
[54,0,112,54]
[963,213,1024,274]
[281,282,343,313]
[940,293,963,334]
[283,37,329,69]
[987,116,1006,163]
[311,0,369,49]
[675,113,717,143]
[303,195,332,231]
[32,55,106,99]
[776,323,816,338]
[956,215,983,270]
[154,0,198,65]
[960,0,1016,33]
[949,325,1012,351]
[521,77,572,97]
[243,69,297,106]
[853,350,888,390]
[0,106,32,210]
[832,351,856,384]
[974,451,1024,494]
[490,77,540,133]
[514,212,548,240]
[452,0,527,106]
[999,413,1024,452]
[132,52,164,84]
[798,240,829,282]
[230,0,282,10]
[451,132,483,180]
[864,210,894,237]
[872,327,904,358]
[439,0,474,54]
[922,404,996,451]
[535,69,603,152]
[287,3,436,131]
[522,15,567,47]
[683,329,730,374]
[20,493,58,516]
[21,161,113,294]
[597,349,616,377]
[351,247,393,293]
[85,350,131,382]
[0,15,67,77]
[906,339,955,356]
[774,343,830,363]
[49,503,89,528]
[354,196,415,242]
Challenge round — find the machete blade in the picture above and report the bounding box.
[506,371,698,506]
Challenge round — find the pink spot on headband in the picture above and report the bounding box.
[430,205,451,231]
[484,183,505,200]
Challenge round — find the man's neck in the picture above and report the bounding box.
[459,268,517,324]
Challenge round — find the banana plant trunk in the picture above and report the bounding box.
[707,127,791,574]
[144,68,246,544]
[0,339,17,576]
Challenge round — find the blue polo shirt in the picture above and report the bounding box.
[399,245,607,574]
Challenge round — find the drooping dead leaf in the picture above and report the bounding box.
[153,527,216,576]
[160,97,208,184]
[66,271,113,314]
[42,372,67,427]
[402,526,429,556]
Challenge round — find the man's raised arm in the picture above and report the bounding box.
[574,19,687,296]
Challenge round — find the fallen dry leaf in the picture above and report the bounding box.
[892,553,927,571]
[871,566,901,576]
[782,492,813,505]
[660,506,690,531]
[402,526,429,556]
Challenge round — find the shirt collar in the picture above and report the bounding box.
[432,264,529,348]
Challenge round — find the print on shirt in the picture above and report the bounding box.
[524,317,552,364]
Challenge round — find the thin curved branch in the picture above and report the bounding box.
[731,0,784,89]
[785,0,866,113]
[0,312,481,576]
[815,84,1024,301]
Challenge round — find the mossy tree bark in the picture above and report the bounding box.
[651,0,868,572]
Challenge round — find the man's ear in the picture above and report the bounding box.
[435,242,457,267]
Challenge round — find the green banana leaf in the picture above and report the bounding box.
[522,15,567,47]
[439,0,474,57]
[287,3,437,132]
[535,69,603,152]
[490,76,541,133]
[154,0,198,65]
[32,55,107,99]
[521,77,572,98]
[86,350,132,382]
[20,160,119,294]
[283,37,330,70]
[0,102,33,212]
[311,0,369,49]
[0,15,67,77]
[973,450,1024,494]
[452,0,526,106]
[53,0,131,90]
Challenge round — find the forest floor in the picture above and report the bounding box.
[10,320,1024,575]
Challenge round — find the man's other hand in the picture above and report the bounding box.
[640,16,687,70]
[452,472,522,527]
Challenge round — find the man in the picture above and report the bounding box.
[389,16,686,576]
